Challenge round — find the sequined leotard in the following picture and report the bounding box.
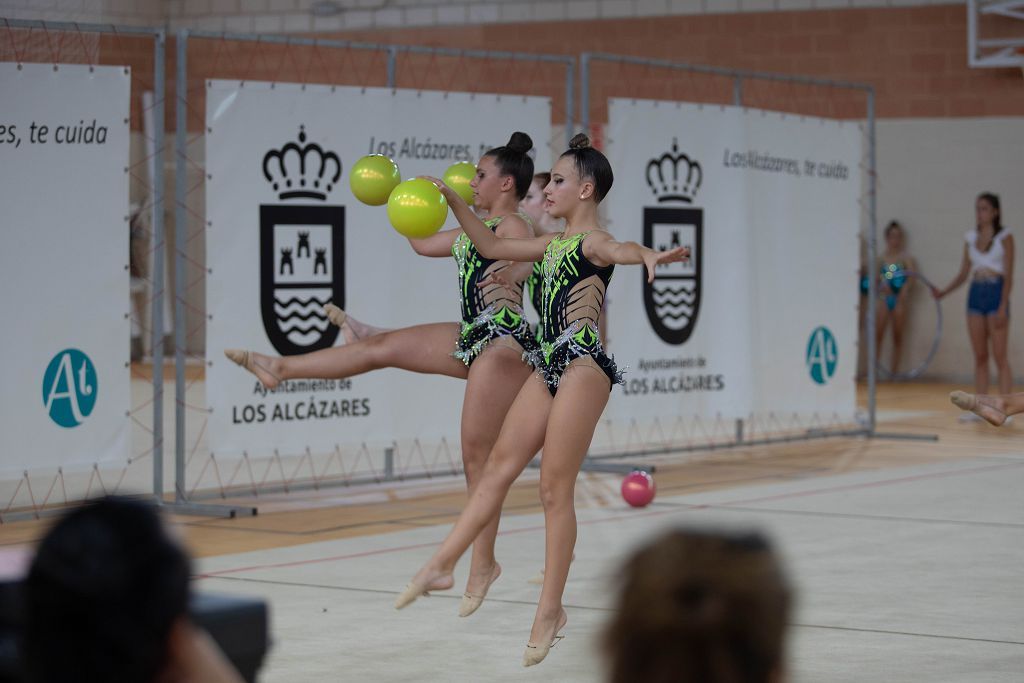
[880,260,908,311]
[452,214,539,365]
[525,261,545,336]
[526,231,622,395]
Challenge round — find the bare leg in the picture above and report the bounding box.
[526,552,575,585]
[457,344,535,616]
[988,314,1013,395]
[967,392,1024,418]
[875,305,891,376]
[344,316,391,343]
[528,362,610,663]
[397,379,552,604]
[891,303,908,376]
[967,314,990,395]
[225,322,467,389]
[856,293,867,380]
[324,303,391,344]
[994,394,1024,414]
[952,313,1017,426]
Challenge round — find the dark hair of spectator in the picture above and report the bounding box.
[604,528,792,683]
[24,496,191,683]
[977,192,1003,235]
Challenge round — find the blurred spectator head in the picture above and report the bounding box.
[604,527,792,683]
[24,496,190,683]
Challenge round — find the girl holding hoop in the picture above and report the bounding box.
[226,133,539,615]
[394,134,689,667]
[934,193,1014,416]
[874,221,917,377]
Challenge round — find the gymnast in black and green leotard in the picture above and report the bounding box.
[400,134,690,666]
[452,214,538,365]
[225,132,541,618]
[526,261,545,328]
[519,172,559,326]
[529,230,621,394]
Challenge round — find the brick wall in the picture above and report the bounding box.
[0,0,163,26]
[316,5,1024,121]
[4,5,1021,129]
[162,0,973,33]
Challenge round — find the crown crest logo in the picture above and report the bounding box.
[646,139,701,204]
[262,126,342,201]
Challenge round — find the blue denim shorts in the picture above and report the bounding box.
[967,278,1004,316]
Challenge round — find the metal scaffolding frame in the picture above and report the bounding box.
[968,0,1024,68]
[172,28,577,503]
[0,19,203,520]
[577,52,938,464]
[2,20,945,519]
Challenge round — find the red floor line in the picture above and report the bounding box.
[196,458,1024,580]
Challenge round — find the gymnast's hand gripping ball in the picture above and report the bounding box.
[442,161,476,206]
[386,178,449,239]
[621,469,656,508]
[349,154,401,206]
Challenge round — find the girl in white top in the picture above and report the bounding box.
[935,193,1014,419]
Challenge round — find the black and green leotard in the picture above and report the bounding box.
[452,214,539,366]
[525,261,544,324]
[526,230,622,395]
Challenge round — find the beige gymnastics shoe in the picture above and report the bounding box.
[522,610,567,668]
[458,562,502,617]
[224,349,280,390]
[950,390,1007,426]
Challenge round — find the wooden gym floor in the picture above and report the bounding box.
[1,381,1016,559]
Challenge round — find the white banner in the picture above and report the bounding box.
[604,99,860,427]
[0,63,131,475]
[206,82,552,458]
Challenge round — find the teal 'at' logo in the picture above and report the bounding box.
[805,327,837,385]
[42,349,98,428]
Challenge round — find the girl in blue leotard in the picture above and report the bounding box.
[874,221,917,376]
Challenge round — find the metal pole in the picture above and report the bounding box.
[152,30,166,501]
[0,18,160,35]
[579,52,590,138]
[185,465,445,502]
[386,46,397,89]
[391,43,571,64]
[733,76,743,106]
[185,28,389,52]
[584,428,873,462]
[578,461,657,475]
[565,58,575,147]
[967,0,979,67]
[174,29,188,502]
[866,88,878,434]
[166,31,253,518]
[584,52,872,92]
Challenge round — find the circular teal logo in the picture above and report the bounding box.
[42,349,98,428]
[805,327,838,385]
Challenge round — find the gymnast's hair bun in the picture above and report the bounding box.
[568,133,591,150]
[507,131,533,154]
